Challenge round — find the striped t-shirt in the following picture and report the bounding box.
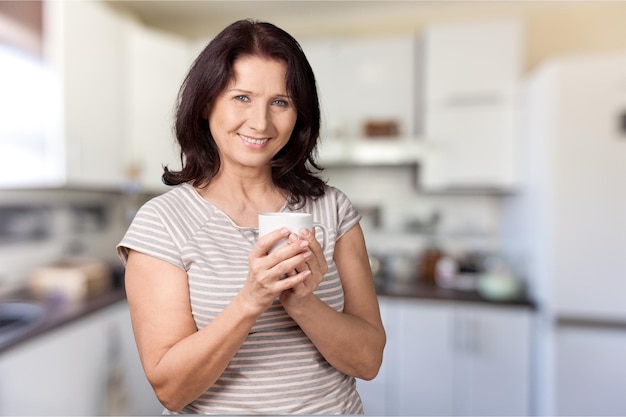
[117,182,364,414]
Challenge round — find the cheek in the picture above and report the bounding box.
[209,108,237,135]
[279,112,298,136]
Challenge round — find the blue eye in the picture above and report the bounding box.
[273,99,289,107]
[234,95,250,102]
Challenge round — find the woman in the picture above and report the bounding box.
[118,19,385,414]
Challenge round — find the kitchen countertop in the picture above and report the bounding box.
[0,286,127,354]
[1,274,534,355]
[375,277,536,308]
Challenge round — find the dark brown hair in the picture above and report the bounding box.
[163,19,325,206]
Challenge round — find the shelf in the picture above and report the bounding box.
[317,137,426,166]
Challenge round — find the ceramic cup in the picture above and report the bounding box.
[258,212,328,253]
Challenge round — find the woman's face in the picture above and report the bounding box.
[208,55,297,174]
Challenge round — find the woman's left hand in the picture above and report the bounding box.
[280,227,328,306]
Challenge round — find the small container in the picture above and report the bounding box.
[435,256,458,289]
[418,247,443,282]
[384,253,416,286]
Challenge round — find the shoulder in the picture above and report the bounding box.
[133,183,213,233]
[319,185,358,214]
[139,183,201,216]
[318,184,352,205]
[306,185,361,236]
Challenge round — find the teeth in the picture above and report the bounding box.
[241,135,269,145]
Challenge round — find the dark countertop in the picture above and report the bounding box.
[0,286,127,355]
[1,274,534,355]
[375,277,536,308]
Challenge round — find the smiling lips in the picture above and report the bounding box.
[240,134,269,146]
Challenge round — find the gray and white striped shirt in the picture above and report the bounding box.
[118,182,364,414]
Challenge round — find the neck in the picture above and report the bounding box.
[196,168,287,227]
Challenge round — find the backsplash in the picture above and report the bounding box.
[0,188,149,289]
[323,165,504,257]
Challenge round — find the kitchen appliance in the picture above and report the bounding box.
[501,51,626,415]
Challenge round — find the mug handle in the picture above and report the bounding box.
[312,222,328,251]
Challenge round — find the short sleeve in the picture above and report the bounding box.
[332,187,362,239]
[116,200,185,270]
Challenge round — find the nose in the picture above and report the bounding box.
[248,102,270,132]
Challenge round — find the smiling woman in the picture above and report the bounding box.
[117,19,385,415]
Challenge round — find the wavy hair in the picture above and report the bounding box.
[163,19,326,207]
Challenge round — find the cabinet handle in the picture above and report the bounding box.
[443,92,505,107]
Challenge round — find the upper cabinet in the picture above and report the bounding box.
[44,0,126,188]
[301,35,422,167]
[423,19,523,106]
[420,19,524,192]
[302,35,418,139]
[40,1,191,192]
[123,23,191,192]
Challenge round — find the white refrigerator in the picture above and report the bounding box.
[502,51,626,416]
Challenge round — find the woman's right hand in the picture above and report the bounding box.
[242,227,313,314]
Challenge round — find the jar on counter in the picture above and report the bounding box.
[417,247,443,282]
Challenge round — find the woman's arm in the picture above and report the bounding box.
[124,227,313,412]
[281,223,386,380]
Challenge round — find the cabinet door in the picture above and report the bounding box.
[301,35,416,139]
[423,19,523,106]
[555,324,626,416]
[125,24,190,192]
[386,298,454,416]
[45,0,126,187]
[453,304,532,416]
[421,19,523,191]
[0,302,162,416]
[0,308,110,415]
[422,101,520,190]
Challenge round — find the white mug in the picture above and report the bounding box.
[258,212,328,253]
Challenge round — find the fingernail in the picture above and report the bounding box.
[300,240,310,248]
[280,228,289,235]
[303,250,312,259]
[301,228,311,237]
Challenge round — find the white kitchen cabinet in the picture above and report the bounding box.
[422,100,521,190]
[301,34,418,141]
[43,0,126,188]
[555,324,626,416]
[0,301,162,416]
[124,23,191,192]
[364,297,532,416]
[421,19,524,191]
[40,1,191,192]
[423,19,523,107]
[452,303,532,416]
[385,298,454,416]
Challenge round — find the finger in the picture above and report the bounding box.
[253,227,290,257]
[270,249,311,279]
[275,269,311,291]
[300,228,325,268]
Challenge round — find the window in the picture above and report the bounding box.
[0,44,62,186]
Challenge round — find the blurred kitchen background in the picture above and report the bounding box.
[1,1,626,415]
